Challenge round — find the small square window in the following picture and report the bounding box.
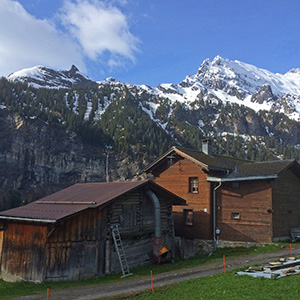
[231,212,240,220]
[184,209,194,225]
[189,177,199,193]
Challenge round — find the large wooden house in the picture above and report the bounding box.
[144,140,300,245]
[0,180,185,282]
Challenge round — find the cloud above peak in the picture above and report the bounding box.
[0,0,86,76]
[0,0,139,78]
[60,0,139,62]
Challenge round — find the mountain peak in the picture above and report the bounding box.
[8,65,97,89]
[211,55,226,65]
[70,65,79,73]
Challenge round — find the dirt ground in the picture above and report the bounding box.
[13,245,300,300]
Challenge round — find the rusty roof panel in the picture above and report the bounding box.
[0,180,186,223]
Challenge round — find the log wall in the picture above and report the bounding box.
[107,190,175,273]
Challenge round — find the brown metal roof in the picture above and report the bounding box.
[0,180,185,223]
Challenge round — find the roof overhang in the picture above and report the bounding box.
[144,146,211,173]
[207,174,278,182]
[0,216,56,223]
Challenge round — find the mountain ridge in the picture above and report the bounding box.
[2,56,300,210]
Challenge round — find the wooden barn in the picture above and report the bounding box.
[0,180,185,282]
[144,140,300,245]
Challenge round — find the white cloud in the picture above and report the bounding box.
[60,0,139,62]
[0,0,139,78]
[0,0,86,77]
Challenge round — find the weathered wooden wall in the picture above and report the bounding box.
[272,169,300,238]
[216,180,273,243]
[107,189,175,273]
[46,208,107,281]
[154,157,212,239]
[0,231,3,271]
[0,188,177,282]
[0,223,48,282]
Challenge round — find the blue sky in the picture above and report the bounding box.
[1,0,300,86]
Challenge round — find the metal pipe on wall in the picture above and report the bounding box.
[213,182,222,250]
[145,189,161,238]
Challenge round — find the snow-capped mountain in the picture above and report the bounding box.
[2,56,300,203]
[7,65,97,89]
[136,55,300,121]
[7,56,300,120]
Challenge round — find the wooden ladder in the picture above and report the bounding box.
[111,224,132,278]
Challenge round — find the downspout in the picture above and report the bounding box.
[145,189,161,238]
[145,189,162,263]
[213,182,222,251]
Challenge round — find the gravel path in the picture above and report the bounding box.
[14,245,300,300]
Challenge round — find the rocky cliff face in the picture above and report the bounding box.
[0,110,142,205]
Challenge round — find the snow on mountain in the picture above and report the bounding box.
[5,56,300,123]
[7,65,97,89]
[135,56,300,121]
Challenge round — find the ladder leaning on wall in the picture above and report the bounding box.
[111,224,133,278]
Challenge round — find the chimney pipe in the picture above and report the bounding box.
[202,138,212,156]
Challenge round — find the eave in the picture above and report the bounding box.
[207,174,278,182]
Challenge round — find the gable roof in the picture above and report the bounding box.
[144,146,251,173]
[0,180,185,224]
[207,160,300,182]
[144,146,300,183]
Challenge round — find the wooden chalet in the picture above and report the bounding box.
[0,180,185,282]
[144,140,300,245]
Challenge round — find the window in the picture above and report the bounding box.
[184,209,194,225]
[121,205,137,227]
[231,212,240,220]
[189,177,199,193]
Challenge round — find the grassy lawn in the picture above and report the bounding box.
[107,269,300,300]
[0,242,294,299]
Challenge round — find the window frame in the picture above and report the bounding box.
[231,212,241,220]
[184,209,194,226]
[189,177,199,194]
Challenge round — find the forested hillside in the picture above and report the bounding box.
[1,72,300,211]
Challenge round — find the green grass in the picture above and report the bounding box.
[107,269,300,300]
[0,242,293,299]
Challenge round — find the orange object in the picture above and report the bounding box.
[151,270,154,293]
[290,243,293,257]
[47,288,49,300]
[160,246,169,255]
[223,255,226,273]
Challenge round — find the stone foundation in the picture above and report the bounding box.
[175,237,214,259]
[217,239,261,248]
[175,237,263,259]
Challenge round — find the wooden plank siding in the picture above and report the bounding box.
[154,158,212,239]
[46,208,107,281]
[0,231,4,273]
[216,180,273,243]
[272,169,300,239]
[0,223,48,282]
[0,186,178,282]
